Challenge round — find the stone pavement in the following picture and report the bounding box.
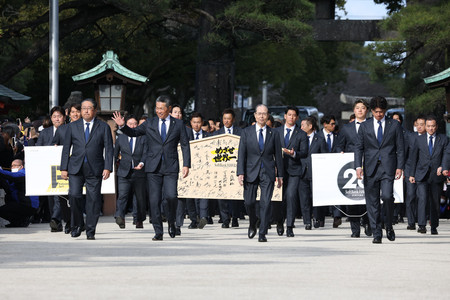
[1,216,450,300]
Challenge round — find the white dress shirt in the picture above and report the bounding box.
[255,124,267,143]
[373,117,385,139]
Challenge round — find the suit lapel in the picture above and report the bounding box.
[287,127,298,148]
[264,127,272,153]
[380,119,392,146]
[152,118,162,143]
[86,120,100,144]
[164,116,176,143]
[76,120,85,144]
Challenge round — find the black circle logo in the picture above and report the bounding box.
[337,161,365,200]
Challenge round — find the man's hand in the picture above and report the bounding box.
[443,170,449,177]
[276,177,283,188]
[102,169,110,180]
[182,166,189,178]
[282,148,295,157]
[238,174,244,186]
[437,167,442,176]
[61,170,68,180]
[134,163,144,170]
[409,176,415,184]
[356,168,363,180]
[395,169,402,180]
[112,111,125,127]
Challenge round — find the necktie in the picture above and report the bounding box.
[377,121,383,146]
[85,122,90,143]
[284,128,291,148]
[356,121,361,133]
[195,132,200,140]
[228,128,231,134]
[161,119,166,142]
[258,128,264,152]
[129,137,133,153]
[327,133,332,152]
[429,136,433,156]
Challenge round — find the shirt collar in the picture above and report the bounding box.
[83,118,95,126]
[256,124,266,132]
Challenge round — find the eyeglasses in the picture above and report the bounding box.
[255,112,268,116]
[81,107,94,111]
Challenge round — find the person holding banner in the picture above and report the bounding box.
[336,99,371,238]
[355,96,404,244]
[237,104,284,242]
[60,99,114,240]
[112,95,191,241]
[409,115,448,235]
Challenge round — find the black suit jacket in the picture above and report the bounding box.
[52,124,68,146]
[215,125,242,137]
[355,117,405,177]
[114,134,147,178]
[316,130,338,153]
[120,116,191,173]
[186,128,211,141]
[60,118,114,176]
[403,131,419,177]
[410,133,448,183]
[274,125,308,176]
[237,125,284,182]
[36,126,56,146]
[301,132,328,180]
[336,122,359,153]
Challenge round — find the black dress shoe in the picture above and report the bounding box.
[407,224,416,230]
[221,222,230,228]
[115,216,125,229]
[431,228,438,235]
[175,227,181,236]
[64,224,71,234]
[372,237,382,244]
[313,220,320,228]
[319,220,325,227]
[188,221,198,229]
[206,217,214,224]
[305,224,312,230]
[168,223,176,238]
[50,219,63,232]
[333,217,342,228]
[417,226,427,234]
[231,218,239,227]
[286,227,294,237]
[386,229,395,241]
[136,221,143,229]
[71,226,82,238]
[351,233,360,238]
[87,235,95,240]
[248,226,257,239]
[198,218,207,229]
[276,222,284,236]
[364,223,372,236]
[152,234,163,241]
[258,234,267,242]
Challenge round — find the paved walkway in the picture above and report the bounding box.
[1,216,450,299]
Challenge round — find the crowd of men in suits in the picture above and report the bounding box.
[1,95,449,244]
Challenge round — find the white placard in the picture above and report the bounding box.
[312,153,403,206]
[24,146,115,196]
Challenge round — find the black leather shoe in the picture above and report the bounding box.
[431,228,438,235]
[231,218,239,227]
[198,218,207,229]
[221,222,230,228]
[372,237,382,244]
[136,221,143,229]
[313,220,320,228]
[276,222,284,236]
[64,224,71,234]
[248,226,257,239]
[175,227,181,236]
[115,216,125,229]
[152,234,163,241]
[417,226,427,234]
[351,233,360,238]
[333,217,342,228]
[286,227,294,237]
[188,221,198,229]
[407,224,416,230]
[206,217,213,224]
[258,234,267,242]
[50,219,63,232]
[71,226,82,238]
[305,224,312,230]
[168,223,176,238]
[386,229,395,241]
[364,223,372,236]
[87,235,95,240]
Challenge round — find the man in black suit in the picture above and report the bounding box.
[215,108,242,228]
[37,106,70,233]
[300,117,328,229]
[237,104,284,242]
[403,115,426,230]
[336,99,371,238]
[114,115,148,229]
[60,99,114,240]
[273,106,308,237]
[409,115,448,235]
[355,96,405,244]
[112,95,191,241]
[316,114,342,228]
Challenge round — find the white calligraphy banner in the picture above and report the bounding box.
[312,153,403,206]
[177,134,282,201]
[24,146,115,196]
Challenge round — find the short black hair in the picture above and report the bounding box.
[285,105,299,116]
[305,116,318,131]
[353,99,369,110]
[190,111,204,121]
[69,103,81,111]
[222,108,235,119]
[125,114,138,123]
[369,96,388,110]
[81,98,97,110]
[50,106,65,117]
[415,114,426,122]
[426,114,437,123]
[392,112,403,123]
[156,95,172,107]
[171,104,184,115]
[320,115,336,125]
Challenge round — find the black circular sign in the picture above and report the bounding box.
[337,161,365,200]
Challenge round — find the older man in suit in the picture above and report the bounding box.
[355,96,405,244]
[60,99,113,240]
[409,115,448,235]
[237,104,283,242]
[112,95,190,241]
[114,115,148,229]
